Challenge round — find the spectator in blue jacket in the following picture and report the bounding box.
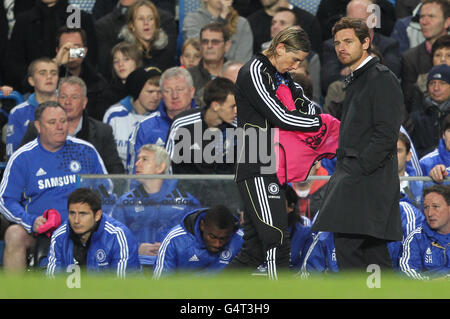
[127,67,196,173]
[6,57,58,157]
[112,144,201,266]
[400,185,450,280]
[47,188,140,277]
[153,205,243,278]
[103,66,162,169]
[419,113,450,185]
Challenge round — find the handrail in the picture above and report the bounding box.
[77,173,445,183]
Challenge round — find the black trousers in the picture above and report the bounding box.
[333,233,393,271]
[227,175,290,279]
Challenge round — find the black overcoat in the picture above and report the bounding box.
[312,57,403,241]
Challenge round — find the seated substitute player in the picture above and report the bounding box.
[0,101,108,273]
[112,144,201,266]
[153,205,243,278]
[165,77,237,174]
[300,195,424,276]
[47,188,140,277]
[400,185,450,280]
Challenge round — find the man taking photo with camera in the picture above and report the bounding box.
[53,26,107,120]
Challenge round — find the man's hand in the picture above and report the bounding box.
[138,242,162,256]
[33,216,47,233]
[0,86,13,97]
[54,42,75,66]
[429,164,448,183]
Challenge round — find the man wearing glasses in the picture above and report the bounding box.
[187,22,231,107]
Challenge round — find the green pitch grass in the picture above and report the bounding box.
[0,270,448,299]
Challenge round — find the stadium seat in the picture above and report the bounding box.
[289,0,321,15]
[177,0,202,58]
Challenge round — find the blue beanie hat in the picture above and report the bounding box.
[427,64,450,85]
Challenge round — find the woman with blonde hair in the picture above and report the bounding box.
[119,0,176,71]
[182,0,253,63]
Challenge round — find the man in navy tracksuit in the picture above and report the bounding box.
[47,188,140,277]
[153,206,243,278]
[301,195,425,276]
[112,144,201,266]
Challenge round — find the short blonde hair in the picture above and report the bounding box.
[139,144,171,174]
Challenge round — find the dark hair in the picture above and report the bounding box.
[200,22,230,42]
[398,132,411,154]
[423,184,450,205]
[67,188,102,213]
[442,114,450,134]
[34,101,65,122]
[203,205,238,231]
[203,77,235,107]
[432,35,450,59]
[56,26,88,48]
[285,185,303,227]
[273,7,298,26]
[332,17,372,54]
[422,0,450,20]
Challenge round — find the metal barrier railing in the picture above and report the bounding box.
[78,174,444,182]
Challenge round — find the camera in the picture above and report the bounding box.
[69,48,86,59]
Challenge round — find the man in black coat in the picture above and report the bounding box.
[320,0,401,96]
[401,0,449,111]
[312,17,403,271]
[53,26,108,121]
[20,76,124,176]
[247,0,322,56]
[5,0,97,92]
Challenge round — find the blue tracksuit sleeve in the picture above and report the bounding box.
[300,233,327,275]
[126,123,140,174]
[153,227,183,278]
[6,112,25,156]
[0,152,37,233]
[399,227,429,280]
[46,224,69,277]
[108,224,141,277]
[300,232,338,277]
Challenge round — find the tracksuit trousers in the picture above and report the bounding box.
[227,175,290,279]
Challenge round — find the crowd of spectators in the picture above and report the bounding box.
[0,0,448,279]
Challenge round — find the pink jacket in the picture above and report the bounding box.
[274,84,340,184]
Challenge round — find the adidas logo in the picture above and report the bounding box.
[189,254,199,262]
[36,168,47,177]
[426,247,432,255]
[155,137,165,146]
[190,143,201,150]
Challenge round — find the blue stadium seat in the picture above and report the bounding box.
[68,0,96,13]
[0,90,25,119]
[177,0,202,58]
[289,0,321,15]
